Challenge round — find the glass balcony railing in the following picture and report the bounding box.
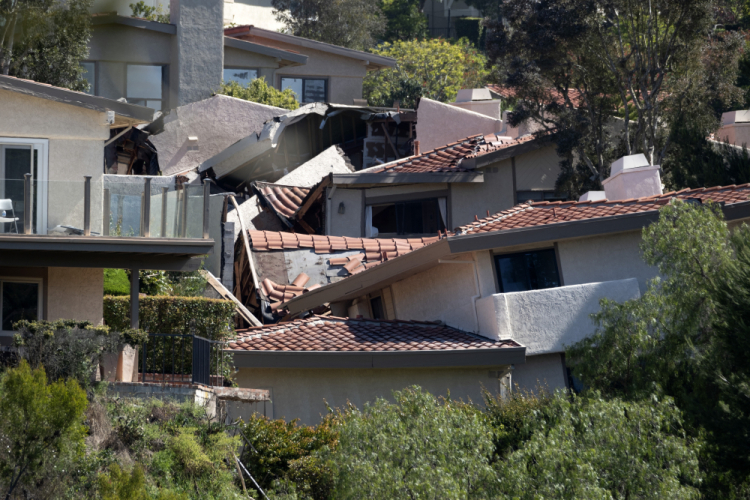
[0,175,210,239]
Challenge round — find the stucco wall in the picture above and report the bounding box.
[0,89,108,234]
[235,365,511,424]
[416,98,502,153]
[476,278,641,354]
[512,353,567,393]
[514,144,561,192]
[150,94,286,176]
[557,230,657,294]
[327,188,363,237]
[450,158,515,229]
[390,253,480,333]
[47,268,105,325]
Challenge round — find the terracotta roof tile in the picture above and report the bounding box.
[456,185,750,235]
[227,316,522,352]
[253,181,312,218]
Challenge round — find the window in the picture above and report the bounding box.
[516,190,567,203]
[0,139,47,234]
[0,279,41,332]
[369,198,447,237]
[81,61,96,95]
[280,77,327,103]
[495,249,561,293]
[370,296,385,320]
[223,68,258,87]
[126,64,166,111]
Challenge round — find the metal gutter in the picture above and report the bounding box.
[0,235,214,254]
[231,345,526,369]
[224,37,308,66]
[332,172,484,185]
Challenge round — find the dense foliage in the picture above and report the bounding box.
[103,296,235,341]
[129,0,169,24]
[0,0,92,91]
[364,38,489,108]
[567,200,750,496]
[218,78,299,111]
[485,0,745,198]
[0,362,88,499]
[380,0,427,42]
[271,0,385,51]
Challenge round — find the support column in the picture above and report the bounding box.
[130,268,140,329]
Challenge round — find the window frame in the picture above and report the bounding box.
[278,75,329,103]
[0,138,49,235]
[81,61,97,96]
[125,63,168,111]
[364,189,450,238]
[493,247,562,294]
[0,277,43,334]
[223,67,260,86]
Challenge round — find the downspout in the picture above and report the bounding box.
[437,256,482,333]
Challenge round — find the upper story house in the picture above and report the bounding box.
[232,153,750,400]
[0,75,214,340]
[84,0,395,113]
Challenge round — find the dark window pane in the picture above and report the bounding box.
[4,147,31,230]
[371,204,397,234]
[496,249,560,293]
[370,296,384,320]
[370,198,446,236]
[2,282,39,331]
[303,79,326,102]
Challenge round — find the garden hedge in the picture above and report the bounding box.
[103,296,235,341]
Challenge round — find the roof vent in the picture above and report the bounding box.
[602,154,663,201]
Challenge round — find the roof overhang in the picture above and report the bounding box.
[332,171,484,185]
[223,37,308,67]
[462,133,557,170]
[0,236,214,271]
[225,26,396,70]
[0,75,156,126]
[231,345,526,369]
[91,12,177,35]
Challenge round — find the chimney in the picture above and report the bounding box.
[716,110,750,146]
[413,140,420,155]
[600,154,663,201]
[170,0,224,107]
[451,88,502,120]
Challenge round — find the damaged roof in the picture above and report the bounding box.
[457,184,750,235]
[250,174,331,233]
[227,316,525,368]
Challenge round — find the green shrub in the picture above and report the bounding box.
[104,269,130,296]
[218,77,299,110]
[103,296,235,340]
[454,18,484,47]
[169,429,214,476]
[97,464,187,500]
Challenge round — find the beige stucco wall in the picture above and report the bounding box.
[416,98,502,153]
[450,158,515,229]
[235,365,511,424]
[512,353,567,393]
[327,188,363,237]
[514,144,561,192]
[46,268,105,325]
[557,230,657,294]
[0,89,108,234]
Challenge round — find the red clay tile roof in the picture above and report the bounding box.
[228,316,521,352]
[365,134,540,174]
[456,185,750,235]
[261,276,321,311]
[253,182,311,218]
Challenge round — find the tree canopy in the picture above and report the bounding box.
[217,78,299,111]
[0,0,93,91]
[364,38,489,108]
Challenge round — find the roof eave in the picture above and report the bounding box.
[91,13,177,35]
[231,346,526,368]
[332,172,484,185]
[223,36,308,66]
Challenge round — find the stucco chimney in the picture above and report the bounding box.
[169,0,224,107]
[716,110,750,146]
[601,154,663,201]
[450,89,502,120]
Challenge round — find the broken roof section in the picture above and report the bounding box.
[199,103,415,186]
[251,173,330,234]
[148,94,288,177]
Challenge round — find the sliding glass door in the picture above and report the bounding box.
[0,139,47,234]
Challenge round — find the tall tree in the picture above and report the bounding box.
[486,0,744,197]
[271,0,386,51]
[381,0,428,42]
[0,0,92,91]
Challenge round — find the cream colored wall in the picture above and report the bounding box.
[47,268,105,325]
[327,188,363,237]
[0,90,108,234]
[557,230,657,294]
[512,353,567,393]
[450,158,515,229]
[416,98,502,153]
[235,365,509,424]
[514,144,561,191]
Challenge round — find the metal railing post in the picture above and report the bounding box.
[83,176,91,236]
[103,188,110,236]
[180,185,188,238]
[142,178,151,238]
[23,173,31,234]
[161,186,168,237]
[202,179,212,239]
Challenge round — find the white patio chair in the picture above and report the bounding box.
[0,199,19,234]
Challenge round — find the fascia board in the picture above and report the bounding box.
[231,346,526,369]
[223,37,308,65]
[91,13,177,35]
[332,172,484,185]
